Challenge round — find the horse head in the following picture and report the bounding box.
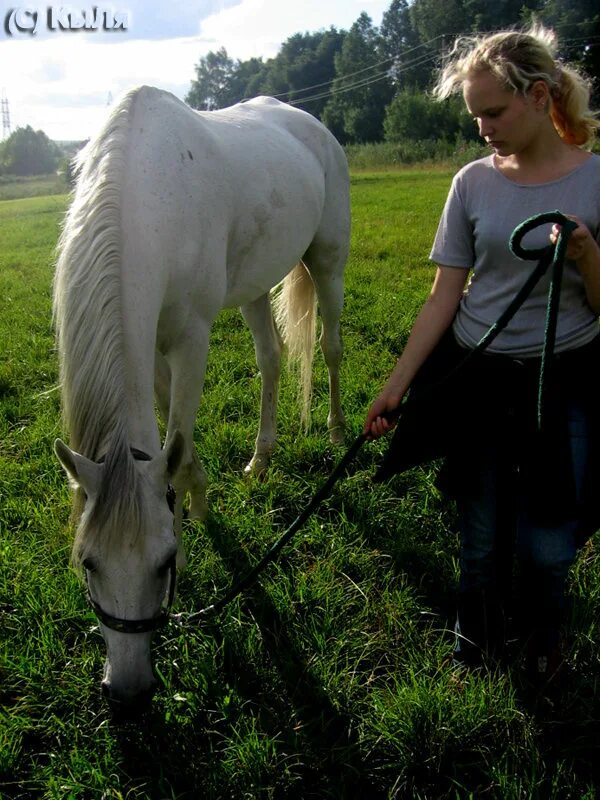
[54,432,184,711]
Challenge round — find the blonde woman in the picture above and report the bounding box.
[365,26,600,681]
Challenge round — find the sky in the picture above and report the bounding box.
[0,0,390,142]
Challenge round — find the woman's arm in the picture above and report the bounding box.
[551,218,600,314]
[363,265,469,439]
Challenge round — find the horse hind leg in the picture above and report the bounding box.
[302,242,347,445]
[241,293,283,477]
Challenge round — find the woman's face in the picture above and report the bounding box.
[463,70,548,157]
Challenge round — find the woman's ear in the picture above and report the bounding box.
[530,79,550,111]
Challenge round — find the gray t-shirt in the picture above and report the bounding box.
[430,153,600,357]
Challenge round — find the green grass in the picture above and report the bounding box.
[0,175,69,202]
[1,175,599,799]
[345,140,489,171]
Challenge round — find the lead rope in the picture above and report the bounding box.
[173,211,577,625]
[173,434,366,623]
[509,211,578,429]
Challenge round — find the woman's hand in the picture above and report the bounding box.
[550,216,597,263]
[363,381,406,440]
[551,215,600,314]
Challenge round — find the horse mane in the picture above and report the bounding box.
[53,88,148,560]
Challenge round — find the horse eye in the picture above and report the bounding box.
[82,557,96,573]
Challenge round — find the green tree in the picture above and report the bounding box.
[244,29,345,119]
[380,0,430,90]
[184,0,599,144]
[408,0,469,51]
[284,29,346,118]
[531,0,600,99]
[0,126,61,176]
[186,47,264,110]
[184,33,345,117]
[242,57,275,99]
[384,88,477,141]
[322,13,393,143]
[228,57,267,103]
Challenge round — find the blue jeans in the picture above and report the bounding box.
[454,396,589,664]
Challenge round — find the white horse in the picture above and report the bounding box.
[53,86,350,708]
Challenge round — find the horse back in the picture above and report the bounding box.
[119,88,348,310]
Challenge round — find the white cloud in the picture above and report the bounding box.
[200,0,388,59]
[0,0,389,141]
[1,36,210,139]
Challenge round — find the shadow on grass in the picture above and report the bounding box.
[105,462,600,800]
[105,508,386,799]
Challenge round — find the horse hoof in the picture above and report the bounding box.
[328,425,345,446]
[244,454,270,479]
[188,496,208,521]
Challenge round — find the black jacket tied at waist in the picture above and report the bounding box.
[375,331,600,540]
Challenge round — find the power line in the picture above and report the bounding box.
[270,34,447,102]
[220,26,600,110]
[286,32,600,109]
[241,22,599,109]
[288,50,441,107]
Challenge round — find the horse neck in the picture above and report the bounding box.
[57,303,159,460]
[54,89,159,462]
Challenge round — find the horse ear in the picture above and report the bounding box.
[54,439,102,495]
[164,430,185,480]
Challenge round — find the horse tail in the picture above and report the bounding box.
[273,260,316,428]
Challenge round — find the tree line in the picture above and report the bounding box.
[186,0,600,145]
[2,0,598,176]
[0,126,64,177]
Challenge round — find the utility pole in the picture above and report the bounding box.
[1,90,11,140]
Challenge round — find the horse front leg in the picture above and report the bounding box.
[156,348,208,520]
[154,349,207,569]
[164,324,210,526]
[154,349,171,426]
[241,294,283,477]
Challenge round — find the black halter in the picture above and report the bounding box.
[86,447,178,635]
[87,557,177,634]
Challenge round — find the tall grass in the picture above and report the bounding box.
[345,139,489,171]
[0,175,69,202]
[344,137,600,171]
[1,175,599,799]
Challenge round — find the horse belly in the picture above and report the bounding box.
[222,178,324,308]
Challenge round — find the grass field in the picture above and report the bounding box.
[1,173,600,799]
[0,176,69,202]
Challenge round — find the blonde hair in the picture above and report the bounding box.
[433,25,599,147]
